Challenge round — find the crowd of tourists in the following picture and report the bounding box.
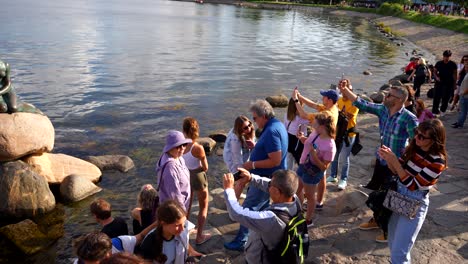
[72,50,466,264]
[403,4,467,17]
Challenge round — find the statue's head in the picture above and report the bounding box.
[0,60,7,78]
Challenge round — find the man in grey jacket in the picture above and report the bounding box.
[223,169,301,264]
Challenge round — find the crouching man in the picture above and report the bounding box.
[223,169,305,264]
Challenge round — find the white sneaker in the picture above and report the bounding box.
[440,112,446,117]
[326,176,338,183]
[338,180,347,190]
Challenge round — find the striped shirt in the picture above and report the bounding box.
[354,97,418,158]
[399,148,446,191]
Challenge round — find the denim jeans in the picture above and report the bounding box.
[234,185,270,243]
[457,97,468,127]
[330,136,355,181]
[388,181,429,264]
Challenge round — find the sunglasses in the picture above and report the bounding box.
[243,122,252,131]
[415,131,431,141]
[177,143,188,149]
[386,93,402,99]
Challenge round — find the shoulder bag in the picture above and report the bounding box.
[299,134,323,177]
[383,189,422,219]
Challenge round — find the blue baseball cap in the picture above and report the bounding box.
[320,89,339,103]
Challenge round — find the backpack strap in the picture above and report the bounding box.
[269,208,307,263]
[156,156,172,192]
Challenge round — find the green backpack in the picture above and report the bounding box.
[264,209,310,264]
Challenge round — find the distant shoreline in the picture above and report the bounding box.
[185,0,468,61]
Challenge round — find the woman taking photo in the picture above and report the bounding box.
[296,112,336,227]
[182,117,211,245]
[378,119,447,263]
[223,115,255,174]
[138,200,203,263]
[283,98,309,170]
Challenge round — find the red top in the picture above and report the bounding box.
[405,61,417,73]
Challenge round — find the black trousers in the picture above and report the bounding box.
[432,81,454,114]
[413,76,425,98]
[365,159,394,191]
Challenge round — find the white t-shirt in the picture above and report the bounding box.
[162,237,176,264]
[111,235,137,253]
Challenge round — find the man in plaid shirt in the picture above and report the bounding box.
[339,84,418,243]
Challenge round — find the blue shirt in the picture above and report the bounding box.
[353,97,418,158]
[249,118,288,176]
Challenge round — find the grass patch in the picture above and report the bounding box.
[249,2,468,34]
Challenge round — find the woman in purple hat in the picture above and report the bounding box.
[156,130,193,213]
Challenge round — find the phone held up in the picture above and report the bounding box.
[233,171,242,181]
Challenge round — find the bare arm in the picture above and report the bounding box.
[243,150,282,170]
[292,88,310,119]
[134,221,158,244]
[408,68,416,80]
[298,93,320,109]
[193,143,208,171]
[339,85,358,102]
[309,148,332,171]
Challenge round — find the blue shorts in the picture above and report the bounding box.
[297,165,325,185]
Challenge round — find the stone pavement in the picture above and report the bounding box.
[186,84,467,263]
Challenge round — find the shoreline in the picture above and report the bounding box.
[189,0,468,61]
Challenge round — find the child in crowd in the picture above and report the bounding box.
[415,99,434,122]
[295,112,336,227]
[131,184,157,235]
[100,252,145,264]
[73,232,112,264]
[90,198,129,238]
[138,200,203,263]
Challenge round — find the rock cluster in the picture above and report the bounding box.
[0,110,134,256]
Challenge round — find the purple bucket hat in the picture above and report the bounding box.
[163,130,192,153]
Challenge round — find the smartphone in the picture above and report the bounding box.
[313,143,318,149]
[233,171,242,181]
[380,136,384,147]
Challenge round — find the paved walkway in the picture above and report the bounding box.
[187,83,467,263]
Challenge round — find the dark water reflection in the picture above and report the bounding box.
[0,0,431,261]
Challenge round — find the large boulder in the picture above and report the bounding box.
[22,153,102,184]
[0,113,54,161]
[0,219,55,255]
[84,155,134,172]
[208,133,227,143]
[197,137,216,155]
[0,161,56,219]
[265,94,288,108]
[60,174,102,202]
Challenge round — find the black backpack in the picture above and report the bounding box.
[415,65,428,78]
[335,107,350,152]
[264,209,310,264]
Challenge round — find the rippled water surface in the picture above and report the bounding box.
[0,0,425,261]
